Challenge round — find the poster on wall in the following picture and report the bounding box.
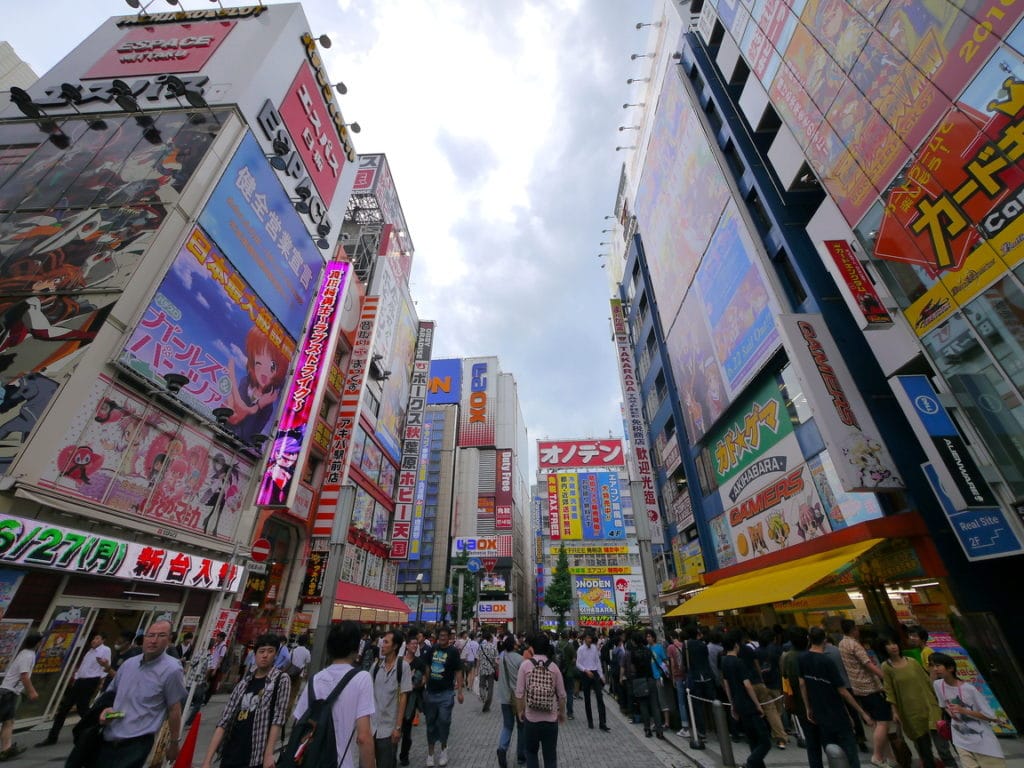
[0,619,31,673]
[807,452,884,530]
[0,570,24,620]
[36,620,84,675]
[574,574,617,617]
[38,374,254,540]
[928,631,1017,736]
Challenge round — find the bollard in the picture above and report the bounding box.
[712,699,736,768]
[825,743,850,768]
[685,688,705,750]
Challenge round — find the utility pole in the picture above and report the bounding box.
[455,571,465,632]
[311,485,356,669]
[629,479,664,639]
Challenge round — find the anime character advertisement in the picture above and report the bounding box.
[120,227,295,443]
[38,374,254,539]
[806,451,883,531]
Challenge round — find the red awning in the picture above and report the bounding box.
[334,582,411,615]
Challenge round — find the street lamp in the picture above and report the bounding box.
[416,572,424,628]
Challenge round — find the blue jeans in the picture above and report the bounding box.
[674,679,690,728]
[422,689,455,748]
[523,719,558,768]
[499,702,525,763]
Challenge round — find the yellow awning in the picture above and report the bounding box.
[664,538,882,617]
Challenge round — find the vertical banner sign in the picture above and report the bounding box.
[259,261,350,509]
[777,314,903,492]
[459,357,497,446]
[410,421,432,558]
[314,296,379,537]
[390,321,435,559]
[546,474,561,540]
[495,450,513,530]
[822,241,892,328]
[557,473,583,540]
[610,299,662,529]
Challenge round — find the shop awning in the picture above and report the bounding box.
[665,538,883,617]
[333,583,411,624]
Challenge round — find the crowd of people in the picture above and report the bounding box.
[0,618,1010,768]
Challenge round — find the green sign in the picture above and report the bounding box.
[707,376,793,487]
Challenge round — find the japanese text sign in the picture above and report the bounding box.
[84,21,236,79]
[537,439,624,469]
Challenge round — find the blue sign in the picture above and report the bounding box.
[199,132,325,338]
[922,464,1022,561]
[896,376,958,436]
[427,358,462,405]
[466,558,481,573]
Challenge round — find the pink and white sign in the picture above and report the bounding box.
[84,21,236,79]
[538,439,625,469]
[279,62,345,207]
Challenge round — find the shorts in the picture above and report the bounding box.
[957,748,1007,768]
[0,689,18,721]
[856,691,892,722]
[656,679,672,710]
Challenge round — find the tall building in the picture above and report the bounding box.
[608,0,1024,729]
[0,42,36,90]
[396,356,530,629]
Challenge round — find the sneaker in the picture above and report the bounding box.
[777,740,787,750]
[676,728,690,738]
[870,760,893,768]
[425,754,434,767]
[438,748,448,767]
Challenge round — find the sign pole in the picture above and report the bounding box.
[311,485,356,670]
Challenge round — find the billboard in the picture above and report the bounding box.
[120,227,294,441]
[198,132,324,338]
[38,374,254,540]
[452,536,513,557]
[256,262,349,507]
[495,449,514,530]
[372,259,419,462]
[574,574,617,618]
[537,439,624,470]
[778,315,903,492]
[458,356,497,446]
[547,472,626,541]
[83,20,236,78]
[427,358,462,404]
[822,240,892,327]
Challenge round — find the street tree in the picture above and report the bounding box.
[545,544,573,633]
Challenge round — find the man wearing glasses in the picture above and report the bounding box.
[96,619,187,768]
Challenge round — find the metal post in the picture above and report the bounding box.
[712,699,736,768]
[311,486,356,671]
[686,687,705,750]
[416,573,424,628]
[628,479,664,638]
[456,571,465,632]
[474,572,480,631]
[825,743,851,768]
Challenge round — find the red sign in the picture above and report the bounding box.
[279,62,345,207]
[251,538,271,563]
[822,240,892,327]
[537,439,625,469]
[84,21,235,79]
[495,450,513,531]
[482,558,497,573]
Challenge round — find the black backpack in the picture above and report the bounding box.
[372,657,404,688]
[278,668,360,768]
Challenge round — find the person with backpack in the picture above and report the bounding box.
[199,633,291,768]
[399,635,427,767]
[514,632,566,768]
[621,630,663,739]
[372,630,412,768]
[555,633,576,720]
[286,620,374,768]
[494,633,526,768]
[422,627,464,767]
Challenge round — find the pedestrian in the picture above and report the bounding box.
[622,630,663,739]
[553,633,575,721]
[399,635,427,767]
[175,632,195,664]
[781,627,810,753]
[839,620,894,768]
[877,634,941,768]
[750,627,788,749]
[460,632,479,693]
[494,633,526,768]
[685,625,715,741]
[93,619,187,768]
[287,635,311,712]
[292,620,374,768]
[800,626,874,768]
[478,631,498,712]
[515,632,566,768]
[575,631,609,732]
[371,630,412,768]
[274,635,292,672]
[37,631,111,747]
[721,630,772,768]
[0,631,41,759]
[644,630,672,731]
[666,629,690,738]
[207,631,229,703]
[932,652,1007,768]
[422,627,464,767]
[199,633,291,768]
[185,642,212,726]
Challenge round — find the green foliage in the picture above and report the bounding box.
[545,545,573,634]
[620,594,643,631]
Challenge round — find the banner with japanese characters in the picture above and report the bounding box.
[120,227,295,442]
[0,513,243,592]
[537,439,624,470]
[38,374,255,540]
[198,132,324,338]
[495,449,514,530]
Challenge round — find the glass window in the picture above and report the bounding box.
[779,363,813,424]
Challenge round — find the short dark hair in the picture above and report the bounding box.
[499,633,516,653]
[528,632,553,657]
[386,629,406,650]
[23,632,43,650]
[217,631,227,640]
[297,635,309,647]
[254,633,281,651]
[327,621,362,660]
[911,626,929,643]
[808,627,827,647]
[788,626,809,651]
[930,652,957,676]
[840,619,856,635]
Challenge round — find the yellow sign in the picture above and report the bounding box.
[557,474,582,540]
[559,545,628,555]
[565,566,631,575]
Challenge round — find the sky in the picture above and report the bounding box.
[4,0,661,473]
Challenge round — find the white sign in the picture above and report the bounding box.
[477,600,514,618]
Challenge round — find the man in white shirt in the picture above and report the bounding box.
[576,632,610,732]
[293,621,374,768]
[372,630,412,768]
[206,631,229,703]
[38,631,111,747]
[288,635,312,710]
[460,633,480,691]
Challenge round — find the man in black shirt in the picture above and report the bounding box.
[798,627,874,768]
[422,627,464,767]
[721,631,772,768]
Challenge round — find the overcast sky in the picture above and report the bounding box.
[6,0,660,471]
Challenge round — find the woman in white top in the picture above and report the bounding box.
[930,652,1005,768]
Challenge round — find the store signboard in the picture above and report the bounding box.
[427,358,462,405]
[495,450,514,530]
[822,240,892,327]
[574,574,616,617]
[458,357,497,446]
[537,440,624,469]
[84,20,236,78]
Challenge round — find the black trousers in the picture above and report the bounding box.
[580,674,607,727]
[49,677,102,741]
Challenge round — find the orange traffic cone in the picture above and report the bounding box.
[173,712,201,768]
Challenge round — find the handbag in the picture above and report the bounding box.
[631,677,651,698]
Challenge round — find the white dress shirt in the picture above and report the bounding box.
[77,643,111,679]
[576,643,602,679]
